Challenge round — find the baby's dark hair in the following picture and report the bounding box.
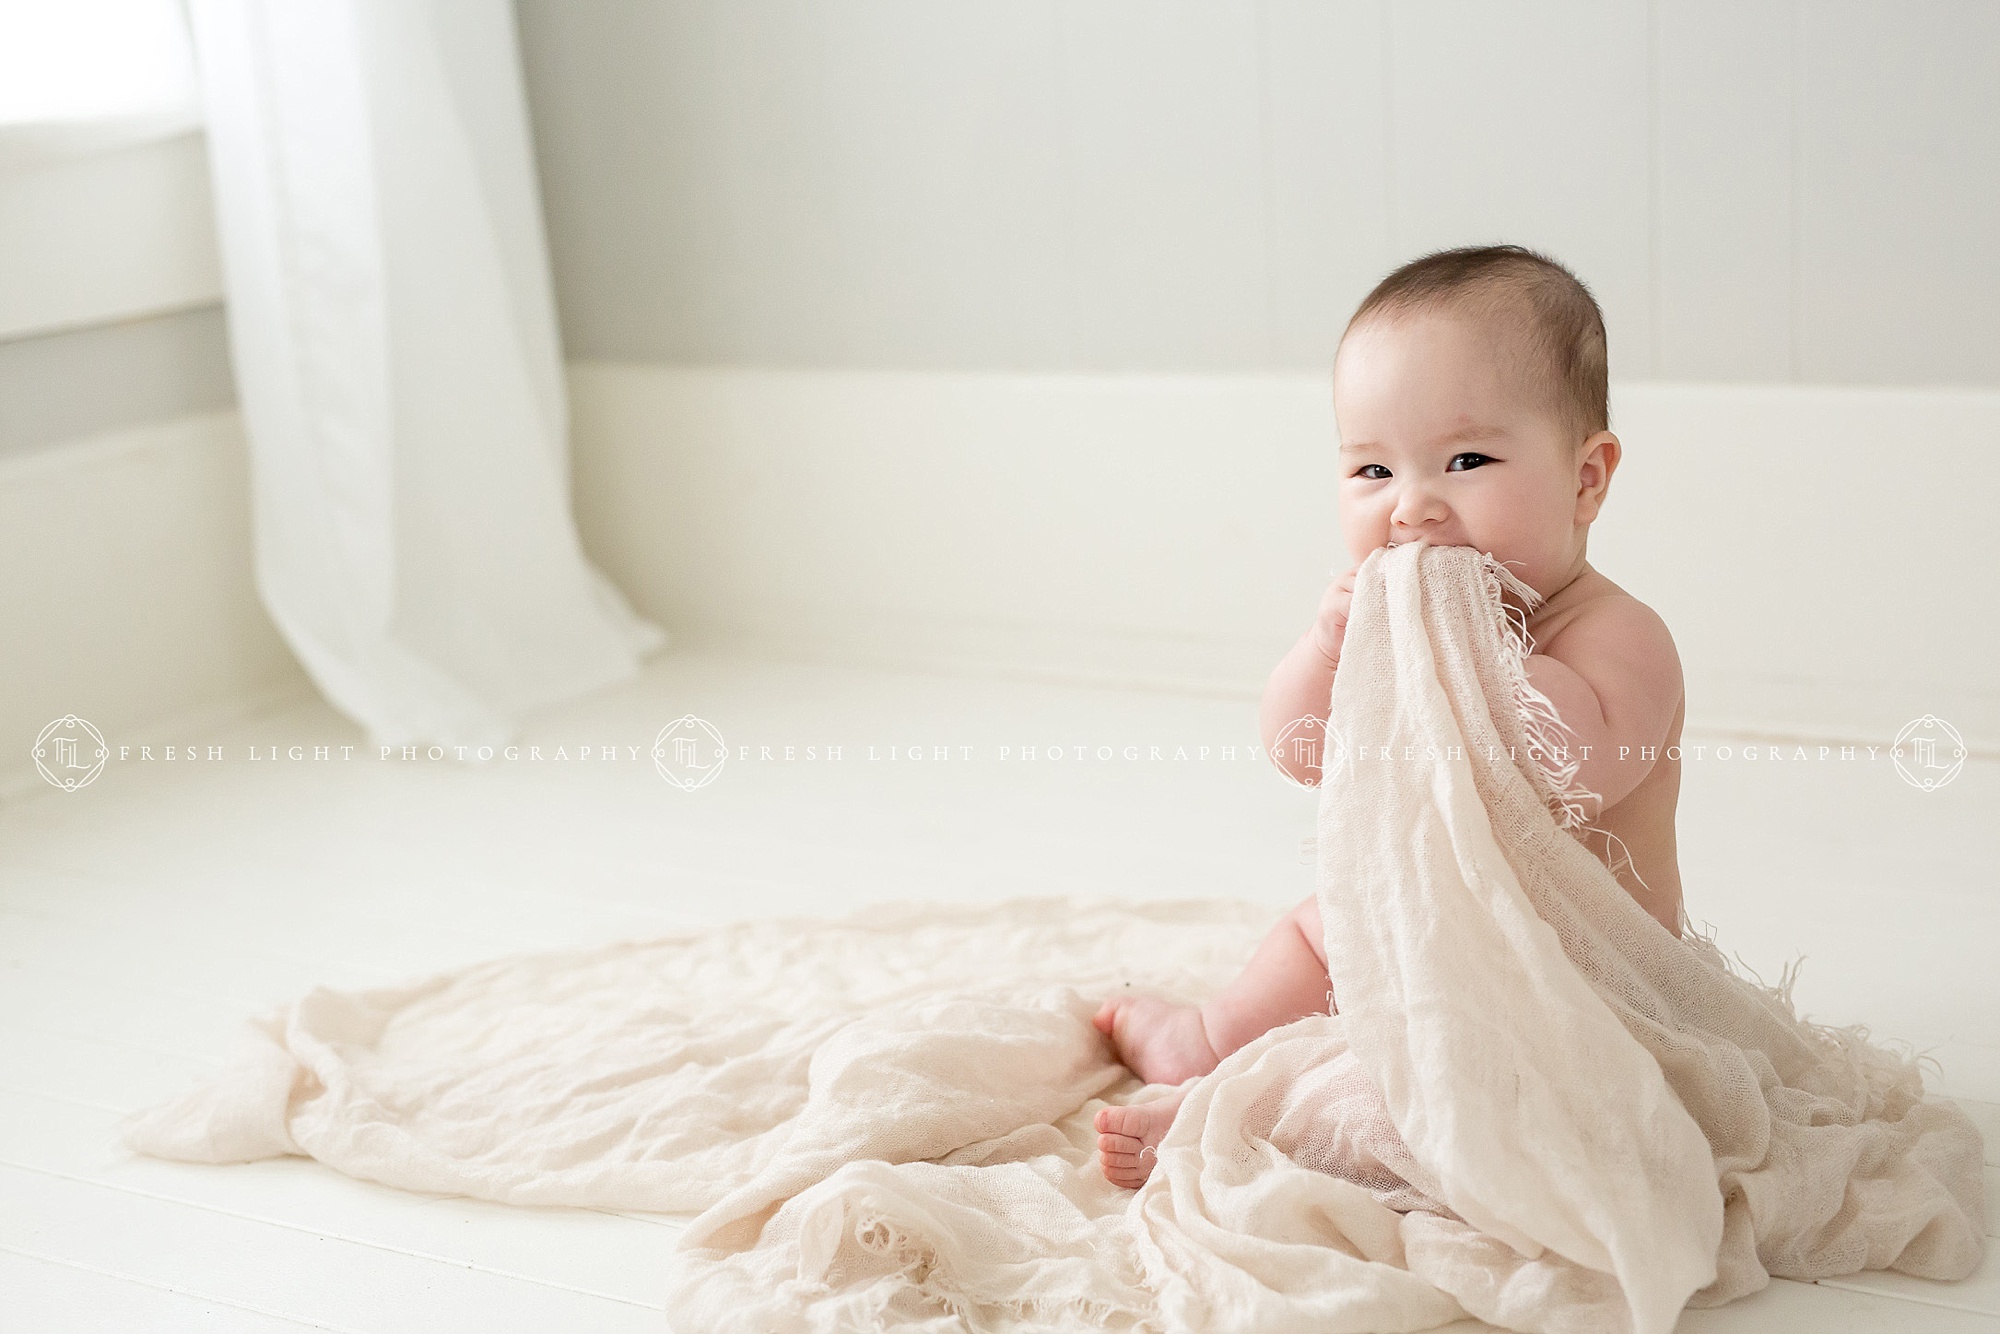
[1342,245,1609,446]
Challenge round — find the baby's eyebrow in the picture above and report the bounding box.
[1338,424,1505,455]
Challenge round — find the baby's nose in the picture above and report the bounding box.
[1391,490,1450,527]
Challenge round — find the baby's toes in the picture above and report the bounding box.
[1101,1154,1153,1189]
[1096,1105,1145,1138]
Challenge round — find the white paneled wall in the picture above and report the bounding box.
[518,0,2000,386]
[1260,2,1392,365]
[1797,1,2000,384]
[1387,3,1654,372]
[1653,0,1792,381]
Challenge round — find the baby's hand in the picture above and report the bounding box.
[1310,565,1360,667]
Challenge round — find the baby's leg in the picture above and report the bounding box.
[1093,896,1332,1085]
[1094,896,1331,1187]
[1200,894,1333,1054]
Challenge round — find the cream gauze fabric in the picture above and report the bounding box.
[126,542,1986,1334]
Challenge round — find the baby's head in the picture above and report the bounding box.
[1332,245,1618,602]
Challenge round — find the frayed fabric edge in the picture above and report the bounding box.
[1471,551,1670,909]
[1677,918,1935,1098]
[1472,551,1602,836]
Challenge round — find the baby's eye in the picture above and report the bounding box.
[1353,464,1390,480]
[1447,452,1494,472]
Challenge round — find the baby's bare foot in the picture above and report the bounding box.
[1092,996,1220,1086]
[1095,1089,1188,1189]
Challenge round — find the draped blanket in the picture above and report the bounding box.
[128,542,1986,1333]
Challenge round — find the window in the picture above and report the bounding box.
[0,0,219,349]
[0,0,201,165]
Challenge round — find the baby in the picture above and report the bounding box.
[1093,245,1688,1189]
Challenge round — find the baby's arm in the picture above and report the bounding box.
[1521,598,1683,820]
[1260,631,1338,785]
[1260,566,1359,785]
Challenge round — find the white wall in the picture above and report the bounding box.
[517,1,1995,756]
[0,413,304,797]
[1596,385,1999,747]
[569,365,1999,750]
[0,131,234,457]
[0,132,222,341]
[517,0,2000,385]
[7,5,1995,777]
[0,305,234,455]
[570,366,1342,695]
[9,372,1987,794]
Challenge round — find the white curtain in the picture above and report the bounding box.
[186,0,663,749]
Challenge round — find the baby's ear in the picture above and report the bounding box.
[1574,431,1621,514]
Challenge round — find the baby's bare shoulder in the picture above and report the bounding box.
[1540,588,1683,724]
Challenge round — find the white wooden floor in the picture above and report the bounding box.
[2,648,1995,1332]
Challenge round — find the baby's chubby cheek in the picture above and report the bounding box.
[1458,515,1560,573]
